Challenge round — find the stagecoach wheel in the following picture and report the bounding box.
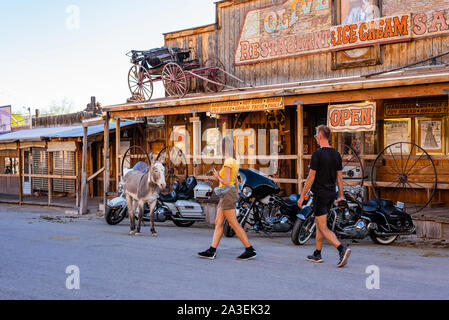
[371,142,437,214]
[156,145,188,192]
[203,58,226,93]
[120,146,151,179]
[162,62,188,98]
[128,65,153,101]
[330,142,365,187]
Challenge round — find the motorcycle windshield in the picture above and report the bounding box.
[238,168,280,193]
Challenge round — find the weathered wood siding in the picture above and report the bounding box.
[164,0,449,89]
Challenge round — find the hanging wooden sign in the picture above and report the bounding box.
[235,0,449,65]
[327,102,376,132]
[210,97,284,114]
[384,100,449,116]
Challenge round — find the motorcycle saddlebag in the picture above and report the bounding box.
[175,200,204,218]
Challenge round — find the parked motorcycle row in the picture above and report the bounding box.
[106,164,416,246]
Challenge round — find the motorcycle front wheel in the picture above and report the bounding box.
[224,212,247,238]
[173,220,195,228]
[291,216,315,245]
[369,233,398,245]
[105,206,127,225]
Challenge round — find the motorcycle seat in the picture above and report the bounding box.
[362,199,396,213]
[362,200,378,212]
[282,194,300,208]
[132,161,149,173]
[159,191,178,203]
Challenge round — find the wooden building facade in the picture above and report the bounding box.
[102,0,449,210]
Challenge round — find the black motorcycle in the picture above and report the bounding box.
[224,168,307,237]
[292,185,416,245]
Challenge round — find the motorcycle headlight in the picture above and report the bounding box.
[242,186,253,198]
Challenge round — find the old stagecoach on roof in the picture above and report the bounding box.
[126,47,246,102]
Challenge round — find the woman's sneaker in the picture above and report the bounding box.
[237,247,257,260]
[337,247,351,268]
[306,251,323,263]
[198,248,216,260]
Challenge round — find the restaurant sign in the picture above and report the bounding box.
[235,0,449,65]
[384,100,448,116]
[327,102,376,132]
[210,97,284,114]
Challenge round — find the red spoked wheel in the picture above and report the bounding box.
[162,62,188,98]
[203,58,226,93]
[128,65,153,102]
[371,142,437,214]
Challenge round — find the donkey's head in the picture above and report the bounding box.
[148,153,166,190]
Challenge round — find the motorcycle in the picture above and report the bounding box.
[224,168,308,237]
[291,185,417,245]
[105,164,213,227]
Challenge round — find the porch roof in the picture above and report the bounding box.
[0,121,139,143]
[102,65,449,116]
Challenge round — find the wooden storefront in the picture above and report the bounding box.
[101,0,449,211]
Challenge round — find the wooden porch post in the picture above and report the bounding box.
[75,148,80,208]
[297,105,304,194]
[80,126,88,215]
[115,117,121,192]
[104,112,110,210]
[18,142,23,205]
[47,150,52,206]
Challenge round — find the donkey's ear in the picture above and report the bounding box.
[148,151,154,165]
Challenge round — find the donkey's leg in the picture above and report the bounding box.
[136,201,144,235]
[127,195,137,235]
[148,201,157,237]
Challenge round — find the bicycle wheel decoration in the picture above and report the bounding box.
[371,142,437,214]
[156,145,188,192]
[331,142,365,187]
[121,146,151,178]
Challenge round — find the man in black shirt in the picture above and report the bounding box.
[297,125,351,267]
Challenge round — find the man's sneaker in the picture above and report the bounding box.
[237,248,257,260]
[198,248,216,260]
[337,247,351,268]
[306,252,323,263]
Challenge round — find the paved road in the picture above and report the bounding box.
[0,205,448,300]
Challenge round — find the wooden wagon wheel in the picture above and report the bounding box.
[203,58,226,93]
[162,62,188,98]
[128,65,153,102]
[121,145,151,179]
[156,145,188,192]
[371,142,437,214]
[330,142,365,187]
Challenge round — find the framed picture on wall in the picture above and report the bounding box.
[383,118,411,154]
[415,118,446,155]
[331,0,382,69]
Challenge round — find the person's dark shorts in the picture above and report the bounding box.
[312,194,335,217]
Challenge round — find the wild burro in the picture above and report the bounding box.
[123,153,166,236]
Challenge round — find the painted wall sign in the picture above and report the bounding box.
[210,97,284,114]
[327,102,376,132]
[235,0,449,65]
[0,106,12,134]
[384,100,449,116]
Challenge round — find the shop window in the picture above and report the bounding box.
[202,128,221,157]
[3,157,19,174]
[342,130,378,154]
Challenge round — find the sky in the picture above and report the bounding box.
[0,0,216,115]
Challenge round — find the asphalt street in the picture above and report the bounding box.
[0,205,448,300]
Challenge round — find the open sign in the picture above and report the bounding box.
[327,102,376,132]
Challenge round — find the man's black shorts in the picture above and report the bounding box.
[312,195,335,217]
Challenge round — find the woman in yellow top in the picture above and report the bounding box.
[198,137,256,260]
